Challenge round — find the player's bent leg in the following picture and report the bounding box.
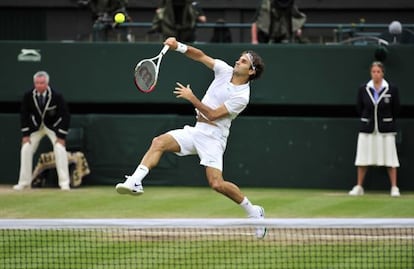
[205,167,266,238]
[205,167,244,203]
[116,134,181,196]
[141,134,181,169]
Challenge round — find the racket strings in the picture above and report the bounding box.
[135,61,157,92]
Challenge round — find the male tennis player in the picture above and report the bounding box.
[116,37,266,238]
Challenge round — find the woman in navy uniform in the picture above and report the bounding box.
[349,62,401,197]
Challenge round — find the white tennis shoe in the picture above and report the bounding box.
[349,185,364,196]
[115,176,144,196]
[60,185,71,191]
[12,184,30,191]
[249,205,267,239]
[391,186,400,197]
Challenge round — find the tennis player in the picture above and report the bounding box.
[116,37,266,238]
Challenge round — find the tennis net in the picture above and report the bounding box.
[1,218,413,269]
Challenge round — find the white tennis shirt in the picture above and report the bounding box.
[196,59,250,139]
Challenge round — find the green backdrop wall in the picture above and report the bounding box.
[1,41,413,105]
[1,42,413,190]
[1,114,413,190]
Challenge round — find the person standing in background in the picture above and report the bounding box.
[349,62,401,197]
[77,0,132,41]
[150,0,207,42]
[251,0,306,44]
[13,71,71,191]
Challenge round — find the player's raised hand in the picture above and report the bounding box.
[164,37,178,50]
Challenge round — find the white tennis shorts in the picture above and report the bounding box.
[354,132,400,167]
[167,122,227,171]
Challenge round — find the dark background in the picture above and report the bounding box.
[0,0,413,43]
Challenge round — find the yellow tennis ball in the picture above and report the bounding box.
[114,13,125,24]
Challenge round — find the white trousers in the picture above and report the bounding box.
[17,126,70,188]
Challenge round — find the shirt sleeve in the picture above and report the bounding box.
[224,94,249,118]
[213,59,233,77]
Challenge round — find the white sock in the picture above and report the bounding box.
[239,197,257,217]
[130,164,149,183]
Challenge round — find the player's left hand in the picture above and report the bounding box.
[174,82,194,101]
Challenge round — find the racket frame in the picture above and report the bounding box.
[134,45,169,93]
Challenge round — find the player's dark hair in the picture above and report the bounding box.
[243,50,265,81]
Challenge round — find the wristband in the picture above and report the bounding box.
[175,42,188,53]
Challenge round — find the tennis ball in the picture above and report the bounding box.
[114,13,125,24]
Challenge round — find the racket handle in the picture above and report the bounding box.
[161,45,170,55]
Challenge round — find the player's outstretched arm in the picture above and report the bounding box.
[174,82,229,121]
[164,37,215,70]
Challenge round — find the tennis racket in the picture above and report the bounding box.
[134,44,170,93]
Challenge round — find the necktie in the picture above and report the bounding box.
[38,94,45,107]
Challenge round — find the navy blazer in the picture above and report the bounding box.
[356,82,400,133]
[20,87,70,139]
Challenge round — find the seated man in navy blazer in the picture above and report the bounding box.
[14,71,71,191]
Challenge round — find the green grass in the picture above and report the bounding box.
[0,185,414,218]
[2,228,412,269]
[1,185,413,269]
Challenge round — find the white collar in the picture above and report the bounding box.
[367,79,389,91]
